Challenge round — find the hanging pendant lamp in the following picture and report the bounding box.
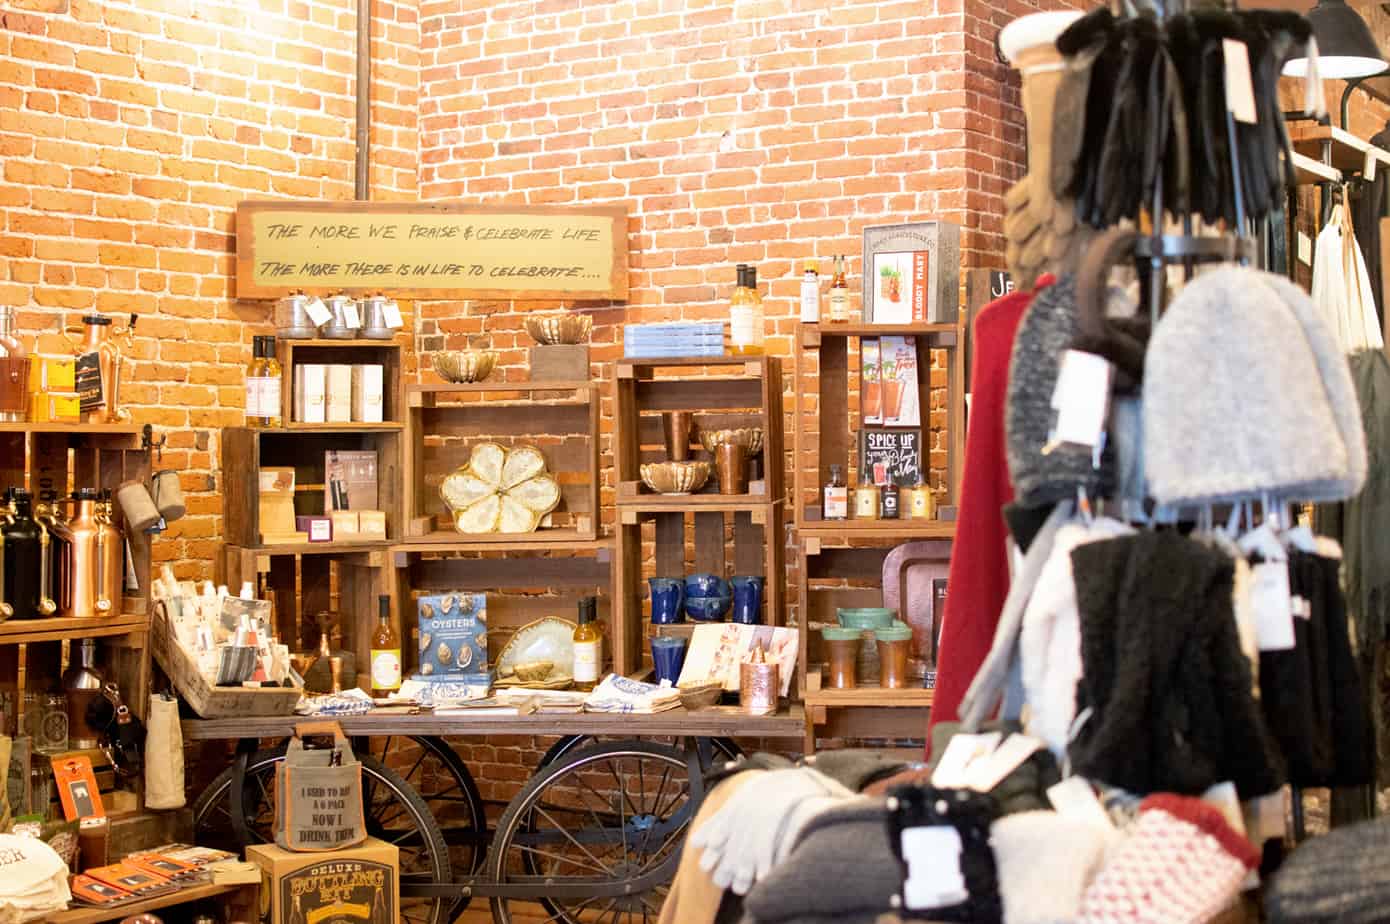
[1284,0,1386,79]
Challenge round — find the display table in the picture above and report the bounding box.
[181,702,806,740]
[52,882,258,924]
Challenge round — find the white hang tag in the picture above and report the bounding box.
[1297,232,1313,266]
[963,734,1043,792]
[1202,782,1247,836]
[1223,39,1258,124]
[930,732,1001,789]
[1366,150,1378,183]
[1046,777,1114,829]
[342,302,361,328]
[1048,350,1112,449]
[1251,561,1295,651]
[899,826,968,910]
[305,298,331,327]
[1292,595,1311,620]
[382,301,403,329]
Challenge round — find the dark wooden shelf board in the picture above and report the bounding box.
[279,421,404,432]
[0,614,146,644]
[395,530,607,553]
[238,540,390,556]
[275,339,402,348]
[182,702,806,739]
[803,686,934,708]
[797,520,957,541]
[0,422,143,435]
[52,883,248,924]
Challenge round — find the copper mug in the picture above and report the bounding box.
[715,441,748,494]
[663,412,693,461]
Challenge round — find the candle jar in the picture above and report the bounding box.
[35,692,69,755]
[822,627,861,689]
[739,652,779,716]
[875,624,914,689]
[852,477,880,519]
[905,481,936,520]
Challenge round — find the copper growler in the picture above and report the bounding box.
[62,314,136,424]
[58,489,102,619]
[96,490,122,614]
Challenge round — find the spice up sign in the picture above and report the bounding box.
[235,200,628,300]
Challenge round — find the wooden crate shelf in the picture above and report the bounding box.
[281,421,404,432]
[277,339,404,427]
[798,520,957,544]
[0,614,146,644]
[221,427,404,547]
[396,529,605,553]
[802,665,934,752]
[388,541,613,681]
[404,381,600,542]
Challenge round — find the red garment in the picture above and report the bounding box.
[928,276,1053,745]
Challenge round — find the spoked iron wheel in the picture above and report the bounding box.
[191,745,454,924]
[488,741,694,924]
[538,734,742,771]
[362,735,487,879]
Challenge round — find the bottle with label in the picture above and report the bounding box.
[729,265,766,355]
[245,336,283,428]
[799,260,821,323]
[822,464,848,520]
[572,596,602,691]
[881,480,900,519]
[829,255,850,322]
[906,480,936,520]
[852,472,880,520]
[369,594,401,698]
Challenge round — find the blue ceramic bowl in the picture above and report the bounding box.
[685,573,730,598]
[684,595,732,621]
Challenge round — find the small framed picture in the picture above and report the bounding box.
[862,221,961,324]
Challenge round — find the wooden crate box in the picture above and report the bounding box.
[403,381,600,545]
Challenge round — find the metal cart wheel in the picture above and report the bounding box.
[538,734,743,771]
[488,740,695,924]
[191,745,455,924]
[363,734,488,877]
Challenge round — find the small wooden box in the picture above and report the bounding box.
[529,344,590,382]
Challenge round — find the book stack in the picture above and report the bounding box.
[623,322,725,358]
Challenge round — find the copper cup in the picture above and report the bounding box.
[663,411,693,461]
[716,441,748,494]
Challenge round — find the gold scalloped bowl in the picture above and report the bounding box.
[525,313,593,345]
[432,350,498,383]
[698,427,763,456]
[640,460,712,495]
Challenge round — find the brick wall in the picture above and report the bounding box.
[2,0,420,577]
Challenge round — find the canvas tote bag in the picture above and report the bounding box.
[274,721,366,851]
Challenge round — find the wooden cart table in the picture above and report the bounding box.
[183,704,805,924]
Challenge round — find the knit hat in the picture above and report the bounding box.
[1144,266,1366,506]
[992,811,1117,924]
[1266,816,1390,924]
[1078,794,1259,924]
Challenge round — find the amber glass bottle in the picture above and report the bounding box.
[572,596,602,691]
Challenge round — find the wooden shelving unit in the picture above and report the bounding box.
[791,314,967,752]
[276,338,404,426]
[611,355,787,677]
[0,422,155,829]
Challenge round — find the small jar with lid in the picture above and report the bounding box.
[905,480,936,520]
[821,626,861,689]
[875,623,914,689]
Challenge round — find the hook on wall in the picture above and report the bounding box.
[141,423,165,462]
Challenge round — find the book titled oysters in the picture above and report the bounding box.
[416,593,488,678]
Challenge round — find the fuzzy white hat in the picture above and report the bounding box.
[992,810,1117,924]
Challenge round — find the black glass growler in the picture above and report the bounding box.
[2,488,42,619]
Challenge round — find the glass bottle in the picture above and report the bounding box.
[822,464,848,520]
[62,638,104,749]
[729,265,765,356]
[799,260,821,323]
[245,336,283,428]
[1,488,41,620]
[35,692,68,755]
[881,480,900,519]
[852,472,880,520]
[572,596,602,691]
[369,594,402,698]
[906,480,936,520]
[829,256,850,322]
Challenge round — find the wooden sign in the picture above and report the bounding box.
[235,201,628,300]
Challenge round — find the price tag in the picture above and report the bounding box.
[1366,149,1379,183]
[1202,782,1246,836]
[1223,39,1258,124]
[899,827,967,910]
[930,732,1000,789]
[963,733,1043,792]
[1251,560,1295,651]
[382,301,403,329]
[1047,777,1114,829]
[1047,350,1111,449]
[342,303,361,329]
[1297,231,1313,266]
[305,298,331,327]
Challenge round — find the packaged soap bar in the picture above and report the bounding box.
[416,593,487,677]
[293,364,326,423]
[352,364,384,423]
[326,364,352,423]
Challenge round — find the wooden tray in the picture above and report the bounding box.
[151,606,300,718]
